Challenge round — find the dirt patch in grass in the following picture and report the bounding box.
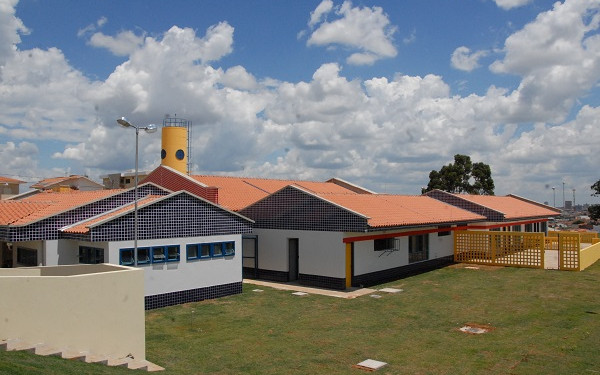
[449,263,503,271]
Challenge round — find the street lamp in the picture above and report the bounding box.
[552,187,556,208]
[116,117,157,259]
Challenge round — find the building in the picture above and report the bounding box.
[0,183,253,309]
[30,175,104,192]
[0,176,25,200]
[100,170,152,189]
[423,190,561,232]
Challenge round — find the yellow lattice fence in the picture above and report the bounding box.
[454,231,544,269]
[559,232,581,271]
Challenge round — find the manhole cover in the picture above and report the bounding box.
[379,288,403,293]
[458,323,494,334]
[353,359,387,371]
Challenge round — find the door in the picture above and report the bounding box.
[288,238,299,281]
[242,236,258,278]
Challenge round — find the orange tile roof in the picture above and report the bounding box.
[192,175,359,211]
[0,201,52,225]
[0,176,25,184]
[7,189,123,226]
[315,193,486,228]
[454,194,559,219]
[62,195,163,234]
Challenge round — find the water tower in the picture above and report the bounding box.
[161,116,192,175]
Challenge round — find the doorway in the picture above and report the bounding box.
[288,238,299,281]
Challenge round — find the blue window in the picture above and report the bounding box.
[166,245,180,262]
[200,243,211,258]
[212,243,224,257]
[152,247,166,263]
[223,241,235,256]
[120,248,135,266]
[187,244,199,260]
[186,241,236,261]
[137,247,151,264]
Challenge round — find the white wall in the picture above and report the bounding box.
[352,229,455,276]
[108,234,242,296]
[252,229,346,278]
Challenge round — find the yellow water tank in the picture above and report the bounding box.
[161,126,187,174]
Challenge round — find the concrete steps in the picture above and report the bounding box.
[0,339,164,371]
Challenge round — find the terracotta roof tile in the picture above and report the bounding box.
[0,201,52,225]
[0,176,25,184]
[316,193,486,228]
[454,194,559,219]
[8,189,122,225]
[191,175,358,211]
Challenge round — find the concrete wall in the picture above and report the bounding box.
[0,264,145,360]
[108,235,242,296]
[252,229,345,278]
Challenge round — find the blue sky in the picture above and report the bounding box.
[2,0,600,205]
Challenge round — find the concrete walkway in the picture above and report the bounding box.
[243,279,376,299]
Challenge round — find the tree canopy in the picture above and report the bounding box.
[422,154,495,195]
[592,179,600,196]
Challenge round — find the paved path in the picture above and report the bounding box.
[243,279,376,299]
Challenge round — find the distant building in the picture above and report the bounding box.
[100,171,151,189]
[30,175,103,192]
[0,176,25,200]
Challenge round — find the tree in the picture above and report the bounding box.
[422,154,494,195]
[589,205,600,222]
[592,179,600,196]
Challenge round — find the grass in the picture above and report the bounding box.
[2,262,600,374]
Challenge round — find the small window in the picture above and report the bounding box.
[223,242,235,256]
[17,247,37,267]
[79,246,104,264]
[167,245,180,262]
[438,225,451,236]
[512,225,521,232]
[374,238,395,251]
[152,247,166,263]
[200,244,211,258]
[161,149,167,159]
[409,235,429,263]
[137,247,151,264]
[212,243,224,257]
[187,244,199,260]
[176,149,185,160]
[120,248,135,266]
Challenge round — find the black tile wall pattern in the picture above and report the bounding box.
[352,255,454,287]
[144,282,242,310]
[240,186,368,232]
[6,186,171,242]
[250,268,289,282]
[90,193,252,242]
[298,273,346,290]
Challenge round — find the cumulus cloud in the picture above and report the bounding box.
[451,46,489,71]
[306,0,397,65]
[88,30,144,56]
[490,0,600,123]
[2,0,600,203]
[0,0,28,66]
[494,0,533,10]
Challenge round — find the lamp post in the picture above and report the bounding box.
[552,187,556,208]
[117,117,157,258]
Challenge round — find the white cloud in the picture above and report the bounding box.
[307,0,397,65]
[0,0,28,66]
[451,46,489,72]
[490,0,600,123]
[309,0,334,28]
[77,16,108,38]
[494,0,533,10]
[88,30,144,56]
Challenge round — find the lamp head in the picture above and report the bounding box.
[117,117,132,128]
[145,124,158,133]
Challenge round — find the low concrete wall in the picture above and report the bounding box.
[581,242,600,271]
[0,264,145,360]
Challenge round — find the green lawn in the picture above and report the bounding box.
[2,262,600,375]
